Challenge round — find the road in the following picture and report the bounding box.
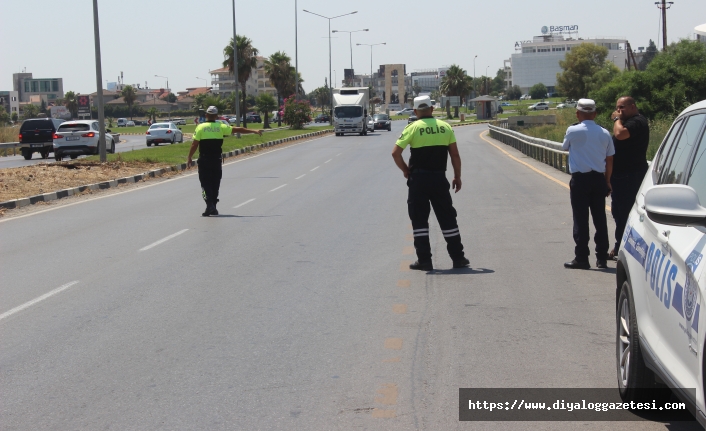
[0,122,699,430]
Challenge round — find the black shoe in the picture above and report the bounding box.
[564,260,591,270]
[452,257,470,268]
[596,260,608,269]
[202,202,217,217]
[410,261,433,271]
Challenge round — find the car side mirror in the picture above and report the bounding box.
[644,185,706,227]
[178,127,182,130]
[106,129,112,133]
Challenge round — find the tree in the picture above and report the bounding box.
[529,83,548,100]
[591,40,706,121]
[556,43,614,100]
[255,93,277,129]
[638,40,658,71]
[40,99,47,116]
[121,85,137,119]
[491,68,506,94]
[165,92,177,103]
[412,84,422,97]
[0,106,9,125]
[22,104,39,119]
[11,112,18,123]
[312,86,330,114]
[506,85,522,100]
[264,51,293,126]
[199,94,228,114]
[282,95,311,129]
[146,107,158,123]
[224,35,259,127]
[440,64,472,118]
[64,91,78,119]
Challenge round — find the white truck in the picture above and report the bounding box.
[332,87,369,136]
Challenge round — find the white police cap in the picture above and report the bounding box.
[576,99,596,113]
[206,105,218,115]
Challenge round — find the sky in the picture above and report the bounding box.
[1,0,704,96]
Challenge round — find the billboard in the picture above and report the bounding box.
[50,106,71,120]
[438,67,450,78]
[77,95,91,115]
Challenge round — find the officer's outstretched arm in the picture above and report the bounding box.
[391,145,410,178]
[231,127,263,136]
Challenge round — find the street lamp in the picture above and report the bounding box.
[485,66,489,95]
[154,74,169,92]
[231,0,240,134]
[331,28,368,73]
[472,54,477,107]
[92,0,107,162]
[303,9,357,125]
[357,42,386,103]
[333,70,337,86]
[196,76,209,86]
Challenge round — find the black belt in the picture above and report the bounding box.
[571,170,604,176]
[411,168,445,174]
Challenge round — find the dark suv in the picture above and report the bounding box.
[245,113,262,123]
[19,118,65,160]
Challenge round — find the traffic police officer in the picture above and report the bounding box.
[392,95,470,270]
[562,99,615,269]
[187,105,262,216]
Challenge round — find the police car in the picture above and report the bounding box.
[616,99,706,424]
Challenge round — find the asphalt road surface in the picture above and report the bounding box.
[0,122,699,430]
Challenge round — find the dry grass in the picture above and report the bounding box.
[0,161,171,202]
[0,127,19,156]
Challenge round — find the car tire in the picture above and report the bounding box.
[616,280,671,403]
[22,151,32,160]
[147,142,151,147]
[70,155,78,160]
[172,137,176,145]
[55,155,62,162]
[388,126,391,131]
[179,134,183,143]
[109,140,115,154]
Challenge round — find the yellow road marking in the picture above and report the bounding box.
[397,279,411,288]
[392,304,408,314]
[405,233,413,241]
[385,338,403,350]
[399,261,412,271]
[402,246,415,255]
[479,131,612,212]
[372,409,396,418]
[374,383,398,405]
[383,357,401,363]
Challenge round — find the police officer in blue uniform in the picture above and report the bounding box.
[562,99,615,269]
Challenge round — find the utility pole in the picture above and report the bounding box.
[656,0,674,51]
[232,0,241,136]
[92,0,106,162]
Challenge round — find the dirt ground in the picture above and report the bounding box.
[0,161,171,203]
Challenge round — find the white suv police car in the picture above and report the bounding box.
[616,99,706,424]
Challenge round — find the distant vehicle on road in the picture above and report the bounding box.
[314,114,330,123]
[126,120,135,127]
[407,114,418,124]
[146,122,183,146]
[172,118,186,125]
[396,108,415,116]
[520,94,532,100]
[19,118,65,160]
[372,114,392,131]
[501,102,512,106]
[366,116,374,132]
[615,99,706,424]
[557,100,577,109]
[528,102,550,111]
[53,120,115,160]
[117,118,127,127]
[246,113,261,123]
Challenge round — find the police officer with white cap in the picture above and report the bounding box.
[187,105,261,216]
[562,99,615,269]
[391,95,470,271]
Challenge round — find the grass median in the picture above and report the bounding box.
[116,122,271,135]
[85,125,333,165]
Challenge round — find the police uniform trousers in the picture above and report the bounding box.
[570,171,609,262]
[407,170,465,263]
[198,157,222,204]
[610,166,648,253]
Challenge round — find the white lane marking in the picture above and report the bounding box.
[270,184,288,192]
[0,281,79,322]
[0,133,337,224]
[336,153,342,156]
[325,159,332,163]
[295,174,306,180]
[310,166,320,172]
[233,198,255,208]
[140,229,189,251]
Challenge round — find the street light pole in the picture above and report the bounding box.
[295,0,299,99]
[356,42,386,101]
[331,29,369,73]
[92,0,107,162]
[303,9,357,126]
[473,55,477,100]
[232,0,240,134]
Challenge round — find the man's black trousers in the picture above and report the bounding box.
[198,158,222,203]
[611,167,647,253]
[570,171,609,262]
[407,171,465,263]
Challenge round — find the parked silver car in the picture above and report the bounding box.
[146,122,183,146]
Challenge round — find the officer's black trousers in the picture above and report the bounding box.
[407,171,465,263]
[610,167,647,253]
[570,172,609,262]
[198,158,222,204]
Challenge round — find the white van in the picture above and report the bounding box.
[117,118,127,127]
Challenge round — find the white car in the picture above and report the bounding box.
[53,120,115,160]
[366,116,374,132]
[126,120,135,127]
[520,94,532,100]
[146,122,183,146]
[616,99,706,426]
[396,108,415,116]
[528,102,549,111]
[117,118,127,127]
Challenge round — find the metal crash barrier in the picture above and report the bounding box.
[488,124,569,174]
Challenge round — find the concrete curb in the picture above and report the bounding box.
[0,129,334,210]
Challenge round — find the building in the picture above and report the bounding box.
[697,23,706,45]
[507,30,628,95]
[210,56,277,100]
[0,91,19,118]
[12,72,64,103]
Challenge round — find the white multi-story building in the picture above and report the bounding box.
[508,33,628,95]
[696,23,706,45]
[210,56,277,100]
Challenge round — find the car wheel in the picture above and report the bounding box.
[172,137,176,145]
[55,155,62,162]
[70,155,78,160]
[179,134,183,143]
[147,142,151,147]
[616,280,670,403]
[22,151,32,160]
[110,140,115,154]
[388,126,391,131]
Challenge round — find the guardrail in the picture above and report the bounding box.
[488,124,569,174]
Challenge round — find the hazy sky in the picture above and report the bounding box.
[1,0,704,96]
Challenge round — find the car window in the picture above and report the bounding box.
[150,124,169,129]
[687,124,706,205]
[20,119,54,131]
[659,113,705,185]
[654,118,683,182]
[58,123,90,132]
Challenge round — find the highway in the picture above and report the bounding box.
[0,122,698,430]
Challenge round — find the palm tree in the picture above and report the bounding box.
[146,107,158,124]
[200,94,228,114]
[224,35,259,126]
[439,64,472,118]
[264,51,293,125]
[255,93,277,129]
[283,69,304,97]
[64,91,78,119]
[121,85,137,120]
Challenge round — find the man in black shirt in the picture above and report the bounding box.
[610,96,649,259]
